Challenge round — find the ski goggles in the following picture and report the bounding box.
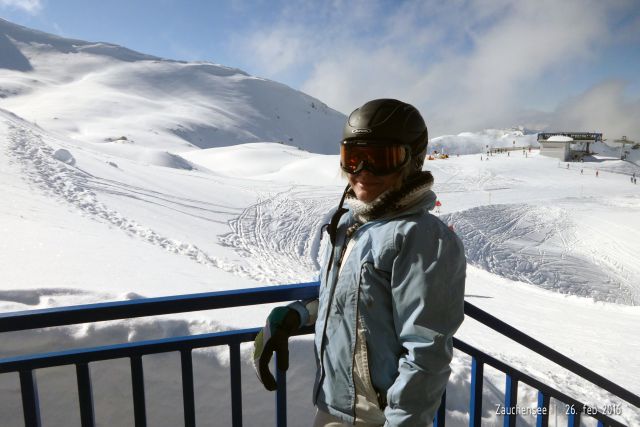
[340,141,411,175]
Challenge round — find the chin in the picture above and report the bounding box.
[356,192,378,203]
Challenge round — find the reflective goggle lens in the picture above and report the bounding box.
[340,142,409,175]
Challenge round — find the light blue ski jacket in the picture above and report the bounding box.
[294,189,466,426]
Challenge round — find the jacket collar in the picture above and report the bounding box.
[345,171,436,224]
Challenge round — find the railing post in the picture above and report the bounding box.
[76,363,96,427]
[434,390,446,427]
[19,370,42,427]
[469,357,484,427]
[181,350,196,427]
[229,342,243,427]
[130,356,147,427]
[276,353,287,427]
[536,391,550,427]
[567,405,580,427]
[503,374,518,427]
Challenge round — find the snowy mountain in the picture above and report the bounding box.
[430,128,540,155]
[1,18,640,427]
[0,18,345,155]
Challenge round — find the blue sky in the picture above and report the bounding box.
[1,0,639,137]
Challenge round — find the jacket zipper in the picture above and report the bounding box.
[315,235,351,404]
[351,277,362,421]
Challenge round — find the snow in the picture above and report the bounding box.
[1,17,640,427]
[547,135,574,142]
[430,128,540,155]
[0,18,346,155]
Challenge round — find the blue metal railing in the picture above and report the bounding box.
[1,282,638,427]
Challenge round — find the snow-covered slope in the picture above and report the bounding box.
[430,128,540,155]
[0,18,345,154]
[1,17,640,427]
[2,106,640,426]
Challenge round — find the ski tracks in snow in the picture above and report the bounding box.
[219,188,335,283]
[443,204,638,305]
[6,123,249,277]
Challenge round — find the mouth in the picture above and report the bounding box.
[354,179,383,187]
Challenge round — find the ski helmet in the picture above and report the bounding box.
[342,99,428,173]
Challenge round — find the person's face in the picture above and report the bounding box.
[348,169,403,203]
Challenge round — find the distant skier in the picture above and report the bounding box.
[435,199,442,213]
[253,99,466,426]
[581,169,584,175]
[596,170,599,177]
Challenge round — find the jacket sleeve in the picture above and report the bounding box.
[384,223,466,427]
[288,298,318,327]
[287,222,334,327]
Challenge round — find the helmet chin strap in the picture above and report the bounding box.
[323,184,351,283]
[327,184,351,246]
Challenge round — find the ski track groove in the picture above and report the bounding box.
[220,188,335,284]
[4,118,640,425]
[6,123,250,277]
[443,204,638,305]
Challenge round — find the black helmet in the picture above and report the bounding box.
[342,99,428,173]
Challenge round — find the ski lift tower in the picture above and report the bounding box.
[612,136,636,160]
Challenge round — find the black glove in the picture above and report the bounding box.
[252,306,300,391]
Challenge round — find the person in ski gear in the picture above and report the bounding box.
[254,99,467,427]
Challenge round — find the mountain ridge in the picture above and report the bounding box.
[0,17,345,154]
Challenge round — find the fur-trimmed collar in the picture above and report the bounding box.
[346,171,435,224]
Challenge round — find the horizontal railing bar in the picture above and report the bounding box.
[0,326,315,374]
[0,282,320,333]
[2,327,629,427]
[1,284,635,426]
[454,339,628,427]
[464,301,640,409]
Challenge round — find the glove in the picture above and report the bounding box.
[253,306,300,391]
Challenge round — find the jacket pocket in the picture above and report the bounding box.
[359,262,391,310]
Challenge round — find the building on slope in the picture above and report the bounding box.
[537,132,603,161]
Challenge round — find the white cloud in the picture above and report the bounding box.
[243,27,306,75]
[236,0,640,138]
[0,0,42,14]
[549,80,640,140]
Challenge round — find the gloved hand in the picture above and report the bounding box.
[253,306,300,391]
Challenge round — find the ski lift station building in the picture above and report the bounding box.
[537,132,603,161]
